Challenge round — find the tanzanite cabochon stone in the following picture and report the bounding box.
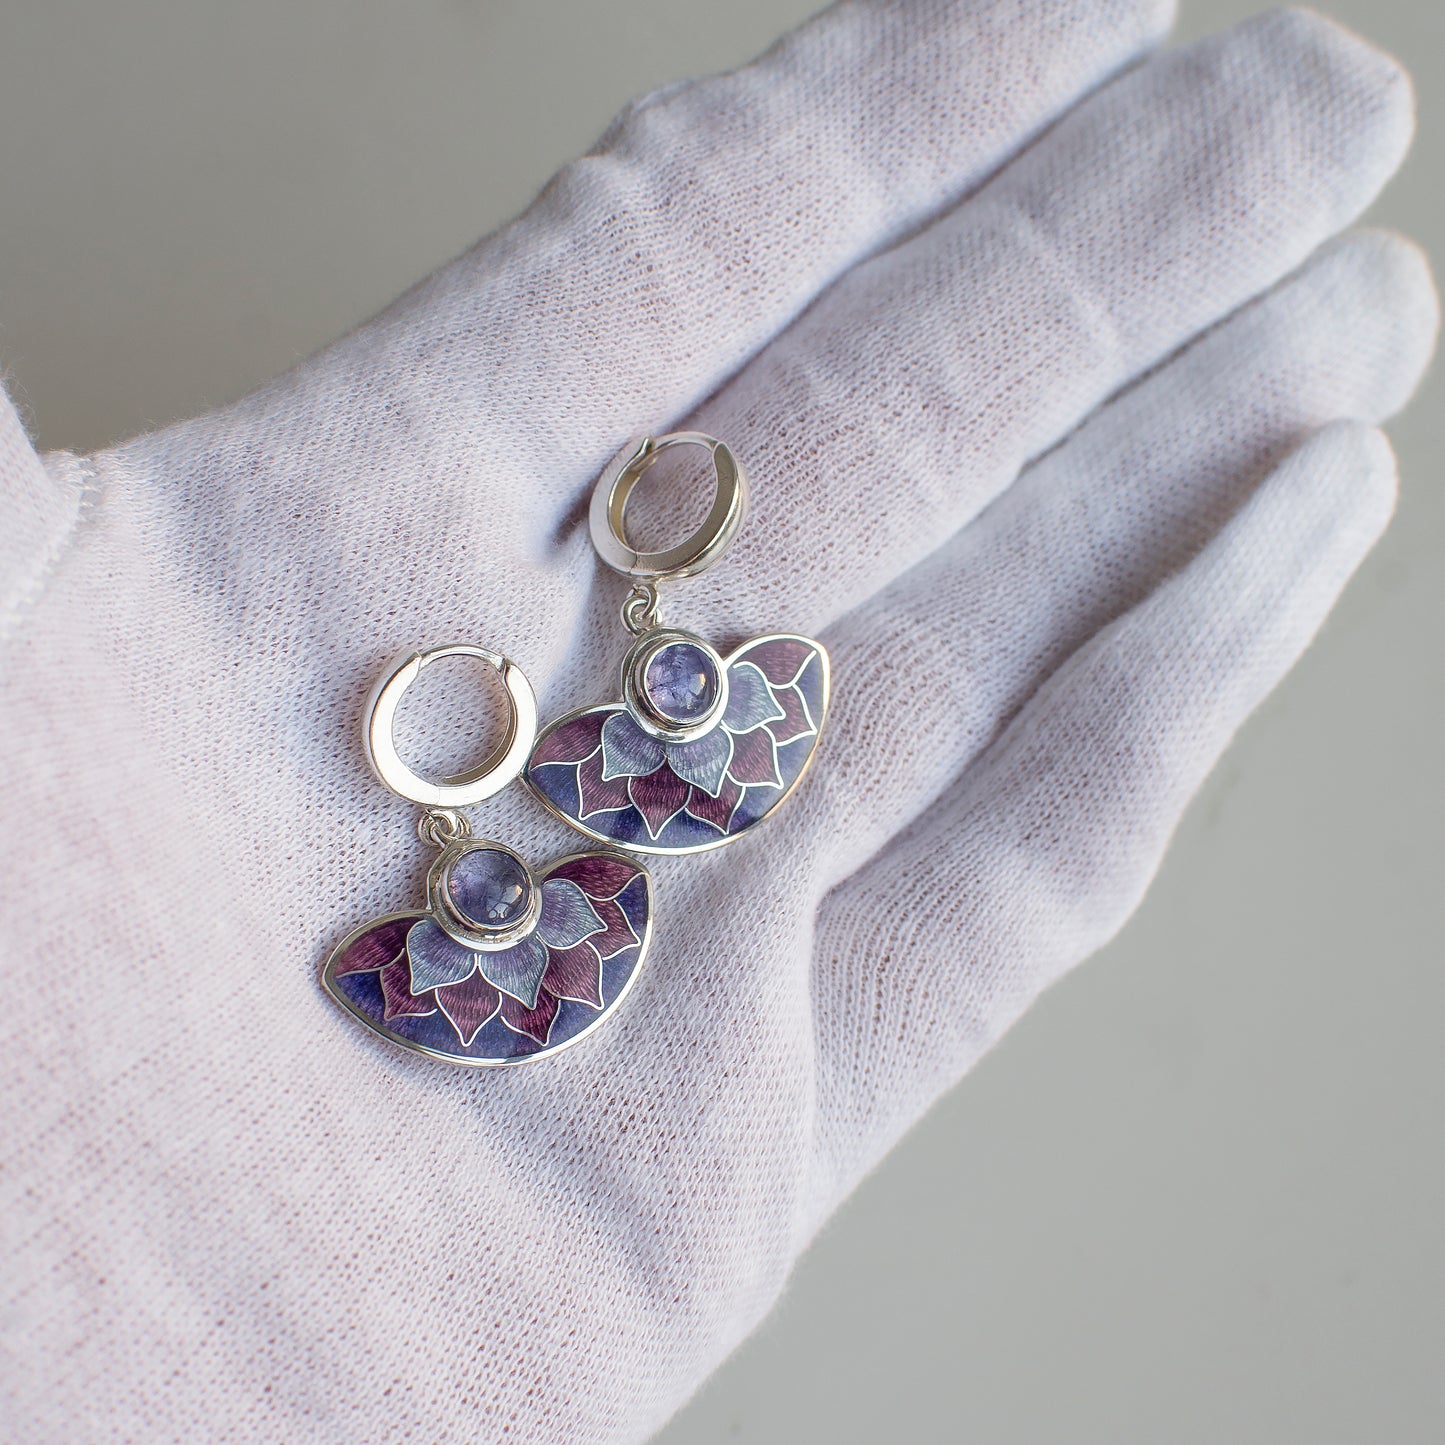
[643,641,719,725]
[446,847,532,930]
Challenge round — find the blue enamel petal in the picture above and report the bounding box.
[600,712,667,780]
[406,919,480,994]
[665,725,733,796]
[537,877,607,950]
[723,661,786,733]
[475,934,551,1009]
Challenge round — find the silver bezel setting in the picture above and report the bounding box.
[426,838,542,952]
[621,628,730,743]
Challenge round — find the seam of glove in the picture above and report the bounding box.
[0,449,97,648]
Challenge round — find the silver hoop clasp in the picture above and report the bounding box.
[589,432,749,582]
[363,644,537,809]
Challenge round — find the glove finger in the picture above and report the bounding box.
[649,9,1413,645]
[116,0,1172,531]
[808,421,1397,1193]
[790,229,1434,882]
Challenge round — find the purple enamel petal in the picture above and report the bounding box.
[333,915,418,977]
[406,919,480,994]
[628,765,691,838]
[665,725,733,796]
[586,894,640,960]
[600,712,667,780]
[541,943,604,1009]
[379,960,438,1020]
[530,710,606,768]
[577,747,634,818]
[537,877,607,950]
[548,853,643,901]
[722,660,786,733]
[770,685,816,745]
[498,987,561,1046]
[433,971,503,1046]
[727,726,783,788]
[475,933,550,1009]
[685,776,743,833]
[738,637,816,686]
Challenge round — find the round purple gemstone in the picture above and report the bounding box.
[643,641,720,726]
[446,846,532,930]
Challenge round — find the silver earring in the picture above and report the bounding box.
[527,433,829,854]
[324,644,653,1066]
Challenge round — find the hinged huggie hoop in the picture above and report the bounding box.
[588,431,749,582]
[363,644,537,809]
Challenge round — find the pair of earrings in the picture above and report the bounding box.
[323,433,831,1066]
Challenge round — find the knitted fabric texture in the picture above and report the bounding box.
[0,1,1436,1440]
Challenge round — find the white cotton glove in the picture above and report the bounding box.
[0,1,1436,1440]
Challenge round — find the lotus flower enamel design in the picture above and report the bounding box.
[323,847,652,1066]
[527,634,829,853]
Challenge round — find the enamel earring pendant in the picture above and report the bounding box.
[527,433,829,853]
[323,645,653,1066]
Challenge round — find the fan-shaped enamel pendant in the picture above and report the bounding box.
[526,433,829,854]
[323,645,652,1066]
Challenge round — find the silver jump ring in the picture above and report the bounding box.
[417,808,471,848]
[620,582,661,635]
[363,644,537,809]
[589,431,749,582]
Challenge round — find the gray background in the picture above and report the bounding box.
[1,1,1438,1440]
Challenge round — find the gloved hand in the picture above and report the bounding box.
[0,0,1435,1440]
